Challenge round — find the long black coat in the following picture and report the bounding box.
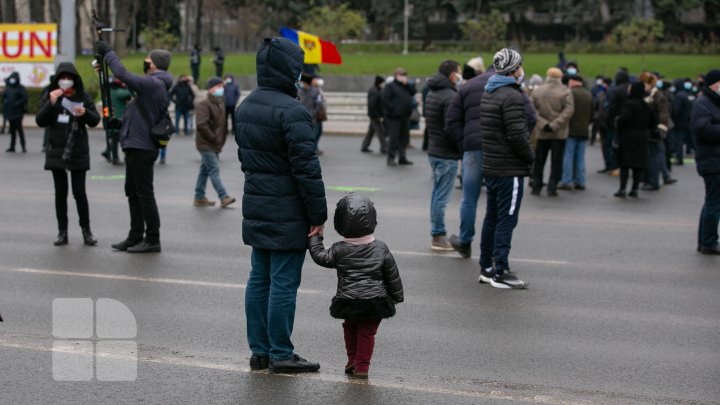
[2,72,28,121]
[235,37,327,251]
[37,63,100,171]
[617,98,657,169]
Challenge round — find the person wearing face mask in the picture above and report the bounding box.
[95,40,173,254]
[691,69,720,255]
[562,61,579,86]
[192,77,235,209]
[639,71,676,190]
[3,72,28,153]
[424,60,463,251]
[530,67,575,196]
[37,62,101,246]
[298,73,324,153]
[478,48,534,289]
[223,74,241,134]
[382,68,416,166]
[670,78,695,165]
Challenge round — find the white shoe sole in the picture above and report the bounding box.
[478,275,493,284]
[431,246,455,251]
[490,279,528,289]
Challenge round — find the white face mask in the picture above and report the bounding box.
[316,79,324,87]
[58,79,74,90]
[8,78,16,85]
[453,73,463,87]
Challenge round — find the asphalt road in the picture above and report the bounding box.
[1,129,718,405]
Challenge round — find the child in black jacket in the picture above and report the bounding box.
[309,194,404,379]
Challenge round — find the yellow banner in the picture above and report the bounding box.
[297,31,321,64]
[0,24,57,63]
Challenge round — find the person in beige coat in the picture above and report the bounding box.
[193,77,235,208]
[530,67,575,196]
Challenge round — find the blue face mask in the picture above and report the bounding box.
[669,86,676,93]
[212,87,224,97]
[655,82,663,89]
[684,82,692,90]
[566,67,577,75]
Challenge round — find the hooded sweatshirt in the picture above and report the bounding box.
[3,72,28,121]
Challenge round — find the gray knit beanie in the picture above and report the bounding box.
[149,49,172,71]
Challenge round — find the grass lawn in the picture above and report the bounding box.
[76,52,717,90]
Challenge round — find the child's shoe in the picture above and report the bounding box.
[353,370,368,379]
[344,361,355,374]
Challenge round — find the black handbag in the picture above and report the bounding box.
[136,100,174,148]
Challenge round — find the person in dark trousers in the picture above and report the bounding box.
[478,48,534,289]
[193,77,235,208]
[4,72,28,153]
[169,75,195,136]
[37,63,101,246]
[95,40,173,253]
[670,78,695,165]
[691,69,720,255]
[446,65,537,259]
[603,70,631,174]
[213,47,224,78]
[614,82,657,198]
[361,76,387,153]
[424,60,463,251]
[235,37,327,374]
[640,72,676,190]
[223,74,241,134]
[383,68,415,166]
[190,44,201,84]
[309,194,403,379]
[102,78,132,165]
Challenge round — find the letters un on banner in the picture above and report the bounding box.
[0,24,57,88]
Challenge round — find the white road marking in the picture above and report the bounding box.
[0,336,586,405]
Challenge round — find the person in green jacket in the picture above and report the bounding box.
[101,77,132,165]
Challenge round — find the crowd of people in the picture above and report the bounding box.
[0,36,717,379]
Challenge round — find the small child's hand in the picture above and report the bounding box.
[308,224,324,237]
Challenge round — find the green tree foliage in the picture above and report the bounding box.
[608,18,664,52]
[461,9,507,46]
[300,4,368,42]
[140,22,180,50]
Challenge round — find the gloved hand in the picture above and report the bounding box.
[543,124,553,132]
[95,40,112,55]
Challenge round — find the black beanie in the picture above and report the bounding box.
[705,69,720,87]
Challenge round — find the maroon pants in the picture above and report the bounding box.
[343,319,381,373]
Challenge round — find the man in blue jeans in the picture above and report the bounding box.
[235,37,327,373]
[691,69,720,255]
[447,64,537,258]
[424,60,463,250]
[193,77,235,208]
[478,49,534,289]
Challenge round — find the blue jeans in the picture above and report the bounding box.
[246,248,306,361]
[459,150,483,244]
[175,107,191,135]
[429,156,459,236]
[603,129,618,171]
[561,137,586,186]
[194,151,227,200]
[699,173,720,249]
[480,176,524,274]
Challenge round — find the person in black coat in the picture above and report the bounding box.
[36,62,100,246]
[614,82,657,198]
[382,68,415,166]
[691,69,720,255]
[169,75,195,136]
[235,37,327,374]
[309,194,403,379]
[4,72,28,153]
[601,70,631,173]
[361,76,387,153]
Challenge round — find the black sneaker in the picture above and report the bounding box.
[478,267,495,284]
[398,158,413,165]
[111,238,142,251]
[490,271,528,289]
[449,235,471,258]
[249,355,269,370]
[269,354,320,374]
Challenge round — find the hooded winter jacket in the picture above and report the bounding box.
[691,88,720,176]
[235,37,327,251]
[3,72,28,121]
[480,78,534,177]
[607,70,630,130]
[37,63,100,171]
[104,50,174,151]
[531,77,575,140]
[425,72,461,160]
[309,194,404,320]
[672,79,694,131]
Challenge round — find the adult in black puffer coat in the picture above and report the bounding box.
[235,37,327,373]
[4,72,28,152]
[36,62,100,246]
[309,194,403,378]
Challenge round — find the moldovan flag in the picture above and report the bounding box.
[280,27,342,65]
